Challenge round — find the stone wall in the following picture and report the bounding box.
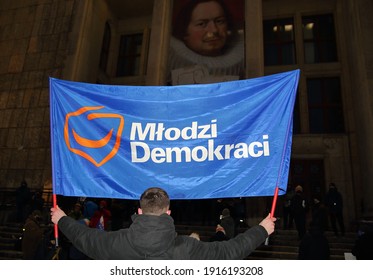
[0,0,77,189]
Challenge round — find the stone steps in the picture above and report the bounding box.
[0,249,23,259]
[176,224,356,260]
[0,223,24,259]
[0,222,357,260]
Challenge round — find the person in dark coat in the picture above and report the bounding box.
[68,203,85,221]
[282,185,295,229]
[298,221,330,260]
[220,208,235,239]
[325,183,345,236]
[30,190,45,213]
[311,196,328,233]
[50,187,276,260]
[16,180,32,223]
[291,185,309,239]
[22,210,44,259]
[352,223,373,260]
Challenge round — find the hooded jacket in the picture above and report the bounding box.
[58,213,268,260]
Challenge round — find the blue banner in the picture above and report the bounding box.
[50,70,299,199]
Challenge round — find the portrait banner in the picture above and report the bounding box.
[50,70,299,199]
[169,0,245,85]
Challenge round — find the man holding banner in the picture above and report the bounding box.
[51,187,276,259]
[49,70,299,258]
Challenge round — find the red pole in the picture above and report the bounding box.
[265,186,279,246]
[270,186,279,218]
[53,194,59,247]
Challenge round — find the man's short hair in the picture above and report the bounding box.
[140,187,170,215]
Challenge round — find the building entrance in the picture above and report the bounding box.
[289,159,325,205]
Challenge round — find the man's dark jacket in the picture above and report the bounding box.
[58,213,268,259]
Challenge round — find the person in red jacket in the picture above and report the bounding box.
[89,200,111,231]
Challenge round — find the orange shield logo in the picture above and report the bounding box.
[64,106,124,167]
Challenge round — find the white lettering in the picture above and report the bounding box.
[233,143,248,158]
[263,135,270,156]
[248,142,263,157]
[151,147,166,163]
[164,127,180,141]
[130,142,150,162]
[155,123,165,140]
[166,147,192,162]
[208,139,223,160]
[130,120,218,141]
[129,120,271,164]
[181,122,197,140]
[192,146,208,162]
[130,137,270,163]
[130,123,155,141]
[211,119,217,138]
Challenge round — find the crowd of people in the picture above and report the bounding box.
[9,179,373,260]
[281,182,349,259]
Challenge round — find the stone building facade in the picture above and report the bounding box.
[0,0,372,227]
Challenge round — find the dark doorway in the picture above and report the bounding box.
[289,159,325,203]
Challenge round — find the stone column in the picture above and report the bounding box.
[145,0,172,86]
[245,0,264,78]
[341,0,373,217]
